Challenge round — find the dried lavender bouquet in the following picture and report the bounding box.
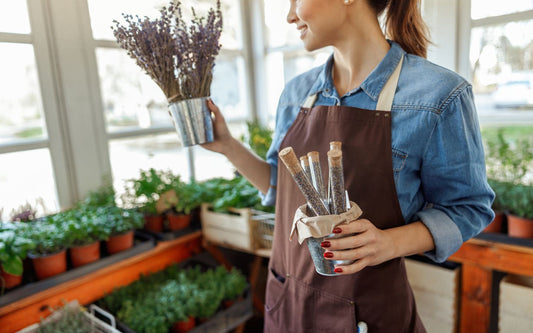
[112,0,223,103]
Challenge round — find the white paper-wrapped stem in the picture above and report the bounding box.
[328,149,346,214]
[279,147,329,216]
[307,151,327,202]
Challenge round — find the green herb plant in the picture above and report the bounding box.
[0,223,35,277]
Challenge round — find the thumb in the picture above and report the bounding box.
[206,98,224,120]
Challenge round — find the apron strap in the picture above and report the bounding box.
[301,54,404,111]
[376,55,404,112]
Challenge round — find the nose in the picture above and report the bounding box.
[286,1,297,24]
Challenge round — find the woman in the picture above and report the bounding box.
[202,0,495,331]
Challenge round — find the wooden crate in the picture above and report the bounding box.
[499,274,533,333]
[405,258,459,333]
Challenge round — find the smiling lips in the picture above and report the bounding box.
[297,25,308,38]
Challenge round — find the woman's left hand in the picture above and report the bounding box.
[321,219,397,274]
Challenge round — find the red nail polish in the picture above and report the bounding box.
[334,267,343,273]
[332,227,342,234]
[324,252,334,258]
[320,241,331,248]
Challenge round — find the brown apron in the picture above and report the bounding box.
[264,56,426,333]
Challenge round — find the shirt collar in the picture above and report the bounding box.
[308,40,405,101]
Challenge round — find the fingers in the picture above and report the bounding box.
[206,98,223,119]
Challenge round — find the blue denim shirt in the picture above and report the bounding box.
[261,41,495,263]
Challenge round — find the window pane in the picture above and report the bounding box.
[109,133,190,200]
[88,0,241,48]
[211,57,247,120]
[0,43,46,145]
[192,122,246,180]
[264,0,300,48]
[0,149,59,221]
[265,51,330,121]
[0,1,30,34]
[470,20,533,123]
[471,0,533,20]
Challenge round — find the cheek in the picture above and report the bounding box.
[295,1,312,22]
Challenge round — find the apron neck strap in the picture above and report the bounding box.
[376,54,404,112]
[301,54,405,111]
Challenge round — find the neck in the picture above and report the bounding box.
[331,3,390,96]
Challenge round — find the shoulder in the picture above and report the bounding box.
[396,54,471,113]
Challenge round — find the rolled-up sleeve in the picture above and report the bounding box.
[417,84,495,263]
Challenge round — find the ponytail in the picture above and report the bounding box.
[368,0,430,58]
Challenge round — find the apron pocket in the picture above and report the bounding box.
[265,274,357,333]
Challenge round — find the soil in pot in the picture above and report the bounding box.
[172,316,195,333]
[483,211,504,233]
[507,214,533,238]
[0,266,23,289]
[70,241,101,267]
[167,213,192,231]
[144,214,165,233]
[106,230,134,254]
[29,250,67,280]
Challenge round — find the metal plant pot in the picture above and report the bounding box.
[168,97,214,147]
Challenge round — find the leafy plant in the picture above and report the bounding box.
[0,224,35,276]
[222,267,248,301]
[240,121,274,160]
[122,168,174,215]
[79,179,116,208]
[23,218,70,256]
[487,179,512,212]
[505,184,533,219]
[201,176,274,213]
[166,177,205,215]
[98,206,144,236]
[36,302,91,333]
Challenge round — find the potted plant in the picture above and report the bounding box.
[240,121,274,160]
[0,224,35,291]
[484,179,510,233]
[63,208,108,268]
[221,267,247,307]
[164,178,204,231]
[100,206,144,254]
[123,168,174,233]
[505,184,533,238]
[112,0,223,147]
[24,217,70,280]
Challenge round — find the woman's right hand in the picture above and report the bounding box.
[201,99,234,155]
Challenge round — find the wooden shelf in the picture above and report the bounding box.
[449,235,533,333]
[0,231,203,333]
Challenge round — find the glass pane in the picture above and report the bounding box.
[211,56,247,120]
[192,122,246,181]
[88,0,241,48]
[265,51,330,121]
[109,133,190,202]
[264,0,301,48]
[0,1,31,34]
[0,43,47,145]
[471,0,533,20]
[96,48,170,132]
[0,149,59,221]
[470,20,533,123]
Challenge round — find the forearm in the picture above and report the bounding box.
[387,221,435,258]
[222,137,271,194]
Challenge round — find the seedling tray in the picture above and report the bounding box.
[0,230,155,307]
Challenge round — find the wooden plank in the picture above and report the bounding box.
[460,264,492,333]
[450,241,533,278]
[0,232,203,333]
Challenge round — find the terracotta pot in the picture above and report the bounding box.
[29,250,67,280]
[483,211,504,233]
[70,241,101,268]
[0,266,23,289]
[106,230,134,254]
[172,316,195,333]
[144,214,165,233]
[508,214,533,238]
[167,213,192,231]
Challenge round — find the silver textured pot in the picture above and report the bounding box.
[168,96,214,147]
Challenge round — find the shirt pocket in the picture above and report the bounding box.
[392,148,408,184]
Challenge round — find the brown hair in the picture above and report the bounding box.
[368,0,430,58]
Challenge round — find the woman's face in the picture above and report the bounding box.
[286,0,347,51]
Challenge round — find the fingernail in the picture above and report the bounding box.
[320,241,331,248]
[334,267,343,273]
[332,227,342,234]
[323,252,334,258]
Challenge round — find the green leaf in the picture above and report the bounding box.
[2,256,23,276]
